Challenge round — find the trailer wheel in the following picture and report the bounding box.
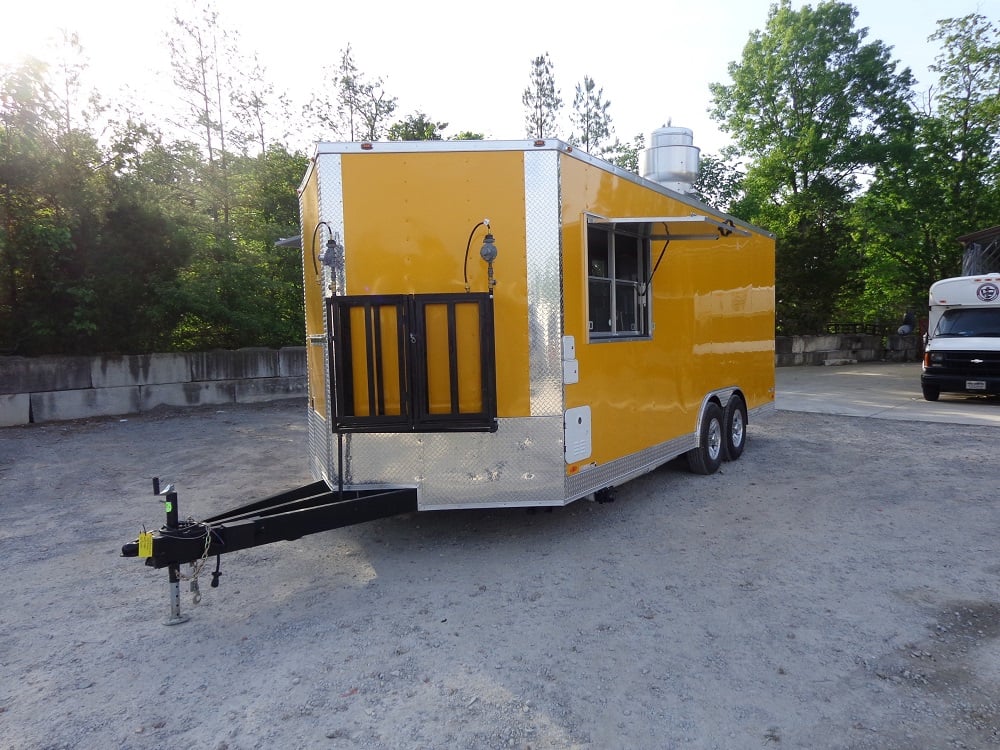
[921,383,940,401]
[687,402,724,475]
[723,394,748,461]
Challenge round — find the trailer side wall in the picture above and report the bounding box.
[559,154,775,474]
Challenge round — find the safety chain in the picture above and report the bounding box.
[176,517,212,604]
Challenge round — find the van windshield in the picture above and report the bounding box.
[936,308,1000,337]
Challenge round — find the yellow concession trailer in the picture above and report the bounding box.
[122,138,774,620]
[299,139,775,510]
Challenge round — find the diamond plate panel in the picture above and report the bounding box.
[307,406,332,482]
[308,153,345,483]
[565,433,696,501]
[343,417,566,509]
[316,153,347,296]
[524,150,564,418]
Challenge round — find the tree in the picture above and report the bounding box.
[0,54,111,353]
[710,1,915,196]
[693,150,746,213]
[927,13,1000,231]
[387,113,447,141]
[1,58,70,352]
[606,133,645,174]
[846,14,1000,324]
[229,52,294,156]
[167,0,235,226]
[334,44,362,140]
[305,45,398,142]
[451,131,484,140]
[709,0,916,333]
[167,140,308,351]
[0,53,195,355]
[49,31,105,136]
[569,75,613,154]
[0,29,308,356]
[522,53,562,139]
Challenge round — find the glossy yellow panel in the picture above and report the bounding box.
[299,164,327,418]
[339,150,531,417]
[559,154,775,471]
[300,164,323,336]
[454,303,483,413]
[376,306,403,415]
[423,303,451,414]
[347,306,373,416]
[344,305,404,417]
[419,301,485,415]
[305,341,325,414]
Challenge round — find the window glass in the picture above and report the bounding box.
[614,235,639,281]
[588,228,609,278]
[589,279,612,332]
[937,308,1000,337]
[616,284,638,333]
[586,221,650,340]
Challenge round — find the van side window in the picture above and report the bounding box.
[587,223,650,340]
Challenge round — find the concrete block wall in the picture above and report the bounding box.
[2,336,924,427]
[0,347,306,427]
[775,334,922,367]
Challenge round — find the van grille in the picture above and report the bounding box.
[932,350,1000,378]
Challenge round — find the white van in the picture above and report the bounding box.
[921,274,1000,400]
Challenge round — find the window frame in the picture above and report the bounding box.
[586,217,652,342]
[583,213,753,343]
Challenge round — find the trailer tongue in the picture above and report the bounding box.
[121,478,416,624]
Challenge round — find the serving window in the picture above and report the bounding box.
[585,213,751,342]
[587,222,650,340]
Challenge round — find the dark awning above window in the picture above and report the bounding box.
[589,214,751,242]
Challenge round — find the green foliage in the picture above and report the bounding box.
[569,75,613,154]
[606,133,645,174]
[769,179,858,334]
[306,45,398,142]
[4,5,999,356]
[710,0,915,196]
[709,0,918,333]
[165,146,307,351]
[692,150,746,212]
[523,53,562,139]
[845,14,1000,324]
[0,27,308,356]
[388,113,448,141]
[1,57,109,354]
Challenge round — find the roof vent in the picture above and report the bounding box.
[641,125,700,194]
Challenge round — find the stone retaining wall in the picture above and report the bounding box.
[0,347,306,427]
[775,333,921,366]
[1,335,924,427]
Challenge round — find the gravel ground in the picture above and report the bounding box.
[1,395,998,750]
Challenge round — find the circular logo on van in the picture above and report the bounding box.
[977,283,999,302]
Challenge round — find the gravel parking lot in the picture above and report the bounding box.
[1,364,998,749]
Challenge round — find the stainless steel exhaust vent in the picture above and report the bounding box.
[641,126,700,194]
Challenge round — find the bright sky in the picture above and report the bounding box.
[2,0,998,155]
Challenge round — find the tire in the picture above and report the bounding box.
[687,402,725,475]
[921,383,940,401]
[723,394,748,461]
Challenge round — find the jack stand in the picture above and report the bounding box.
[155,478,190,626]
[164,562,189,626]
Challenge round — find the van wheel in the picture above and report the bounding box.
[922,384,940,401]
[687,402,724,475]
[723,394,748,461]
